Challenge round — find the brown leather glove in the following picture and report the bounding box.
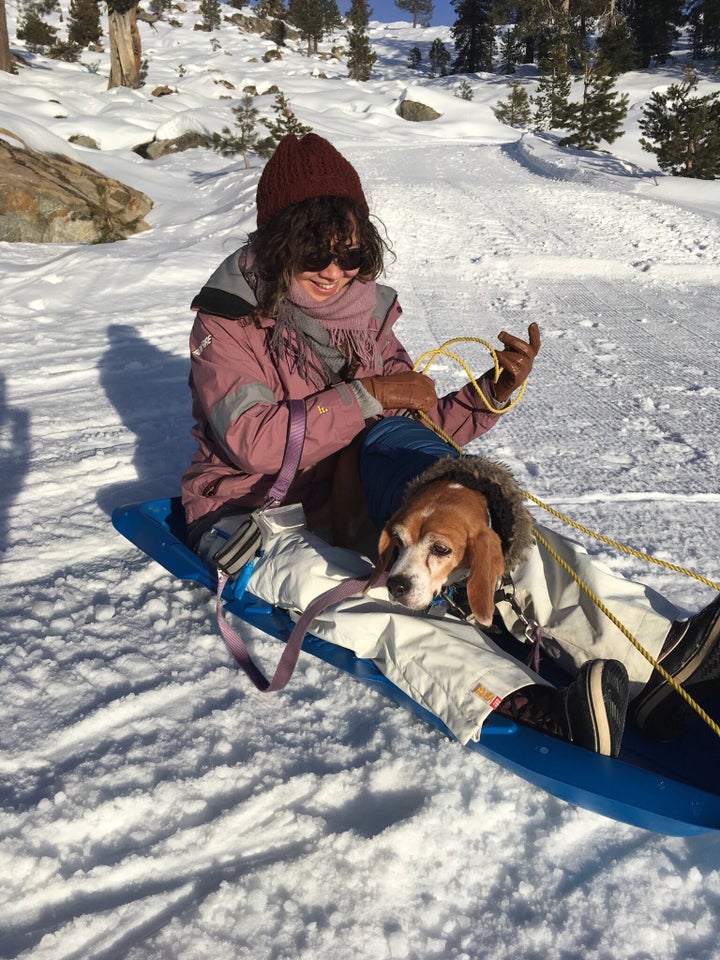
[360,371,438,412]
[489,322,541,403]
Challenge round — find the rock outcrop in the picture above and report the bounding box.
[0,130,153,244]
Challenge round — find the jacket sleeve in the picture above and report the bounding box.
[190,312,369,475]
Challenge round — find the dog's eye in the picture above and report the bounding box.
[430,543,452,557]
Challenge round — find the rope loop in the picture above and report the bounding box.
[413,336,526,415]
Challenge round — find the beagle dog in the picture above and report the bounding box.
[368,479,505,625]
[366,455,535,626]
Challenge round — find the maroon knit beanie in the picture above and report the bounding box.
[256,133,369,227]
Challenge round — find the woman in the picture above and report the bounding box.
[182,133,720,757]
[182,132,538,546]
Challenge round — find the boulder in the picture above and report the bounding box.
[397,99,442,122]
[226,12,299,40]
[68,134,100,150]
[0,131,153,244]
[139,131,211,159]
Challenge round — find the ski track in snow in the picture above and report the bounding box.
[2,23,720,958]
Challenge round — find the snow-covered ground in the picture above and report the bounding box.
[2,5,720,958]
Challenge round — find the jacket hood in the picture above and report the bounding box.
[402,454,535,573]
[191,249,257,319]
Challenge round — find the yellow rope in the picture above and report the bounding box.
[413,336,526,415]
[522,489,720,593]
[413,337,720,738]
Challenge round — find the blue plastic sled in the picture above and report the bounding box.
[112,497,720,837]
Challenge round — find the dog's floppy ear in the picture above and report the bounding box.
[466,526,505,626]
[364,526,396,592]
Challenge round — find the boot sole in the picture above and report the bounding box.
[570,660,629,757]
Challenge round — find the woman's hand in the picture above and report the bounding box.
[491,322,541,403]
[361,371,438,412]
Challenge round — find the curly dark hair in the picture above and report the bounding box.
[249,195,393,317]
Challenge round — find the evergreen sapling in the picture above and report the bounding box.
[639,66,720,178]
[494,81,532,128]
[210,94,276,167]
[560,51,629,150]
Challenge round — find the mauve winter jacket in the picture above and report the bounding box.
[181,251,503,532]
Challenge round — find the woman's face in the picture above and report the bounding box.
[294,230,363,301]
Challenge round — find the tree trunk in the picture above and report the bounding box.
[0,0,13,74]
[108,4,141,89]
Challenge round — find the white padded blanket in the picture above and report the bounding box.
[247,507,539,743]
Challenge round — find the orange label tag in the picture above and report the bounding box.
[473,683,502,710]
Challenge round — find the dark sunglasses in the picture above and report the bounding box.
[301,246,367,273]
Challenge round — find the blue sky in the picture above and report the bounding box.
[341,0,456,27]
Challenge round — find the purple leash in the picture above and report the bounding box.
[216,574,384,692]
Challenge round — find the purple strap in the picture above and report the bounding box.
[216,573,385,691]
[214,397,379,691]
[264,399,306,507]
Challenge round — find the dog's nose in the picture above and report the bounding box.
[387,574,412,599]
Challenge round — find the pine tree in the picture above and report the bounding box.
[498,26,523,74]
[263,91,313,140]
[494,80,532,127]
[625,0,685,68]
[408,44,422,68]
[211,94,276,167]
[559,51,629,149]
[322,0,343,34]
[269,17,287,46]
[68,0,103,47]
[346,0,376,81]
[455,78,473,99]
[531,35,571,130]
[428,36,450,75]
[17,3,58,50]
[639,66,720,178]
[688,0,720,59]
[450,0,494,74]
[395,0,433,29]
[572,0,607,49]
[289,0,324,54]
[199,0,222,31]
[596,9,636,74]
[494,0,567,66]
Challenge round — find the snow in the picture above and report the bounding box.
[2,4,720,958]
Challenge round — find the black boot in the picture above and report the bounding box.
[630,593,720,741]
[498,659,629,758]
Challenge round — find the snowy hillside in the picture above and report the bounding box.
[1,5,720,959]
